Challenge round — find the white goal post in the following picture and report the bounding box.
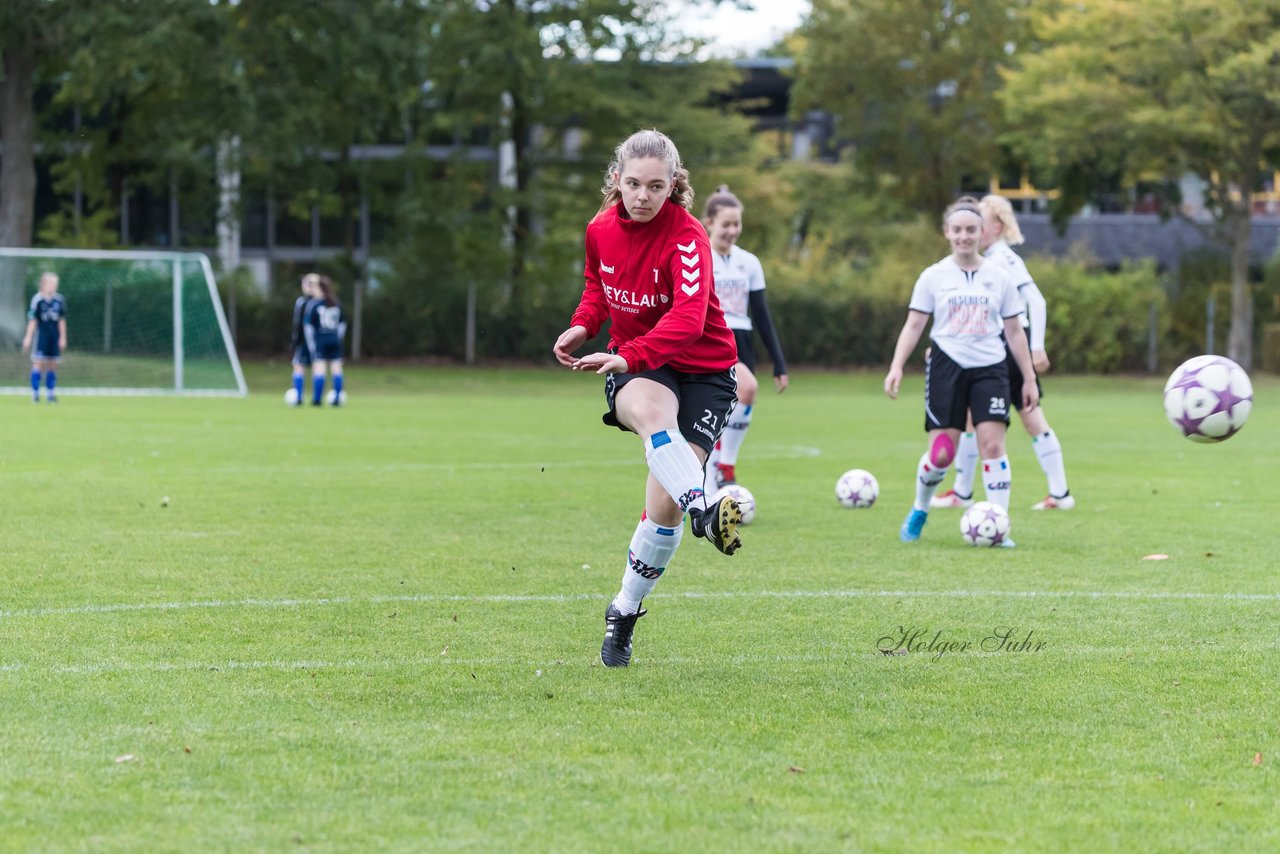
[0,247,247,396]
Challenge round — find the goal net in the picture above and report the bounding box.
[0,248,246,396]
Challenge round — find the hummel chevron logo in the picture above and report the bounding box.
[680,254,698,268]
[681,282,700,296]
[682,268,700,282]
[600,262,615,274]
[676,240,696,253]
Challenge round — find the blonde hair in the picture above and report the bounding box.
[702,185,742,222]
[39,271,60,291]
[979,194,1024,246]
[598,129,694,214]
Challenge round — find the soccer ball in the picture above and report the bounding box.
[1163,355,1252,443]
[328,389,347,406]
[715,484,756,525]
[284,387,301,406]
[835,469,879,509]
[960,501,1011,547]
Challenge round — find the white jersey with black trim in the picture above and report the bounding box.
[908,255,1022,369]
[985,238,1047,351]
[711,244,766,331]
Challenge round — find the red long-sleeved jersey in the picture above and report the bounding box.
[570,199,737,374]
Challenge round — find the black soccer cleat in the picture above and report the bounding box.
[690,494,743,556]
[601,602,647,667]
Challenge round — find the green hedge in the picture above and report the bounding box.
[753,230,1165,374]
[220,226,1221,375]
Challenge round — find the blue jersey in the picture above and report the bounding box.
[304,298,347,360]
[29,294,67,335]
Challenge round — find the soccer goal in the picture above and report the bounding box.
[0,248,247,396]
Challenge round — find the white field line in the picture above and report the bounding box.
[0,445,823,478]
[3,587,1280,622]
[0,642,1268,676]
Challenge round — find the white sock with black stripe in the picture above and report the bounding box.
[718,402,752,465]
[914,453,948,512]
[1032,430,1069,498]
[983,455,1012,511]
[613,515,683,616]
[952,431,979,499]
[644,430,706,514]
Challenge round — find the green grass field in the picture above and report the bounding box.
[2,363,1276,852]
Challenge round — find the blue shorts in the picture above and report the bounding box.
[312,340,343,362]
[293,345,312,367]
[34,333,61,362]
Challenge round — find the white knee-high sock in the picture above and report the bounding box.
[613,515,683,615]
[914,453,949,512]
[982,455,1012,511]
[1032,430,1069,498]
[644,430,706,514]
[952,431,979,499]
[718,402,752,466]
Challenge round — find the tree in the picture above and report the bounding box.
[1001,0,1280,369]
[394,0,752,360]
[793,0,1033,216]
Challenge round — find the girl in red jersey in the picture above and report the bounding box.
[554,129,743,668]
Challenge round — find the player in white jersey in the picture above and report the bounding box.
[930,194,1073,511]
[699,186,789,492]
[884,197,1039,545]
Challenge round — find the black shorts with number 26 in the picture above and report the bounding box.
[602,363,737,455]
[924,346,1010,432]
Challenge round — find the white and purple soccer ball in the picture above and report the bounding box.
[714,484,756,525]
[835,469,879,509]
[1163,355,1252,443]
[960,501,1011,547]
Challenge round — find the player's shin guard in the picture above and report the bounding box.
[312,375,325,405]
[644,430,706,515]
[982,456,1012,511]
[718,402,752,466]
[613,515,682,616]
[952,431,979,500]
[1032,430,1068,498]
[914,453,948,512]
[30,370,40,397]
[45,371,56,392]
[333,375,344,398]
[292,372,304,401]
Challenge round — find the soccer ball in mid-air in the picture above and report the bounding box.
[328,389,347,406]
[835,469,879,509]
[960,501,1011,547]
[284,387,301,406]
[715,484,755,525]
[1163,355,1252,443]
